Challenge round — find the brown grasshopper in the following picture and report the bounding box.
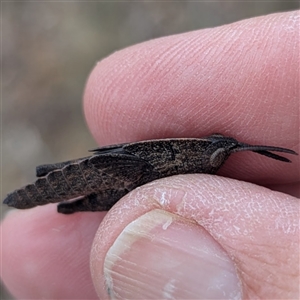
[3,134,297,214]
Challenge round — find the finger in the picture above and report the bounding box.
[84,11,299,185]
[90,174,299,299]
[0,205,105,299]
[1,12,299,300]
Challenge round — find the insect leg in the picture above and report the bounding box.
[36,157,90,177]
[57,189,129,214]
[62,161,94,194]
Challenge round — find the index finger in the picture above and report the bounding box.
[84,11,299,184]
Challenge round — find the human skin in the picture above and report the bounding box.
[1,10,299,299]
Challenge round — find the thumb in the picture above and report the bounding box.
[95,210,241,299]
[90,175,299,299]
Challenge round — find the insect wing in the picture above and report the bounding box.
[90,143,128,155]
[89,153,157,187]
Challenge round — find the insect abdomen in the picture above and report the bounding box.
[4,178,60,209]
[4,160,100,209]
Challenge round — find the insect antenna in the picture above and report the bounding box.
[232,144,298,163]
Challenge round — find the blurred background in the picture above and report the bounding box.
[1,2,299,299]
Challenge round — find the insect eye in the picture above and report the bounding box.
[210,148,227,168]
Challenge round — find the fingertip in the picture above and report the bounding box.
[1,205,104,299]
[92,209,242,299]
[90,174,299,299]
[84,10,299,147]
[83,11,299,183]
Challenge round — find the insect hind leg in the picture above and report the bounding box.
[36,157,90,177]
[57,190,128,214]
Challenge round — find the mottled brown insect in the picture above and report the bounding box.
[3,134,297,214]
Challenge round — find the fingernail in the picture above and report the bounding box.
[103,209,242,299]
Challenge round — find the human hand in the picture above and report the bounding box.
[1,10,299,299]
